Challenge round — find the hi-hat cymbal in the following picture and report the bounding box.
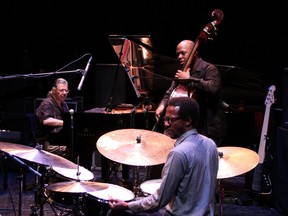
[96,129,175,166]
[0,142,76,169]
[217,146,259,179]
[46,181,109,193]
[51,166,94,181]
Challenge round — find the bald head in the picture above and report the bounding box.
[177,40,195,51]
[176,40,197,65]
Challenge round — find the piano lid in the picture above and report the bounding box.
[108,35,154,67]
[108,35,155,98]
[108,35,179,101]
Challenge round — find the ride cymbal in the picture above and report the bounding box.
[0,142,76,169]
[96,129,175,166]
[217,146,259,179]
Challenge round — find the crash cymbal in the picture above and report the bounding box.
[0,142,76,169]
[96,129,175,166]
[217,146,259,179]
[46,180,109,193]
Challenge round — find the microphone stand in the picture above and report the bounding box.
[69,109,75,162]
[0,69,83,80]
[130,95,153,130]
[144,104,150,129]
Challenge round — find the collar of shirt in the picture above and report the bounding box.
[174,129,198,147]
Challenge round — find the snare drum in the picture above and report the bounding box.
[140,179,162,196]
[84,183,135,216]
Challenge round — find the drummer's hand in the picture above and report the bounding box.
[108,199,128,210]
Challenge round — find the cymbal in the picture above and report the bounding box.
[0,142,76,169]
[51,166,94,181]
[96,129,175,166]
[46,180,109,193]
[217,146,259,179]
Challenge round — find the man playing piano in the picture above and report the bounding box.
[35,78,69,157]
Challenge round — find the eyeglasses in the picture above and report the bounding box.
[163,116,183,124]
[57,89,70,93]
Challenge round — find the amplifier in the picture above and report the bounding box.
[0,130,22,143]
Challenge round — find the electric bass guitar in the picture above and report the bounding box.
[252,85,275,195]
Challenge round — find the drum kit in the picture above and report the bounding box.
[0,129,260,216]
[0,142,109,215]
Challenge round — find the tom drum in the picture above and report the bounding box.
[140,179,162,196]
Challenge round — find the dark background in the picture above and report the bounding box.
[1,2,288,214]
[0,1,288,134]
[1,1,287,107]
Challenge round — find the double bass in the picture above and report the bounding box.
[153,9,224,132]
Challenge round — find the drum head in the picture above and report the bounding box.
[140,179,161,195]
[87,183,135,201]
[52,166,94,181]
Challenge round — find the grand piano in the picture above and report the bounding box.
[61,35,272,177]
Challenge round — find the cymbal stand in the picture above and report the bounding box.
[4,153,41,216]
[132,166,143,197]
[103,161,121,183]
[218,179,225,216]
[32,164,47,216]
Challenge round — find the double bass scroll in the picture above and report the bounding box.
[182,8,224,73]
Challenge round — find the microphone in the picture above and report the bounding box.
[69,109,74,117]
[77,56,92,91]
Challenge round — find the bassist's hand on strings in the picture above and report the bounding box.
[155,105,165,121]
[175,68,190,79]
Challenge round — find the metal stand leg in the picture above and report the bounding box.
[103,161,121,183]
[133,166,143,197]
[218,179,224,216]
[17,168,24,216]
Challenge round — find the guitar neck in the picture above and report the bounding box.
[252,85,275,193]
[257,105,271,163]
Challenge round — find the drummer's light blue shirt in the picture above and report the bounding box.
[128,129,219,216]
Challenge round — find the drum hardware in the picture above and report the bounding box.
[131,166,141,196]
[102,161,122,183]
[0,151,42,216]
[45,189,85,216]
[0,141,88,216]
[45,180,109,215]
[217,146,259,216]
